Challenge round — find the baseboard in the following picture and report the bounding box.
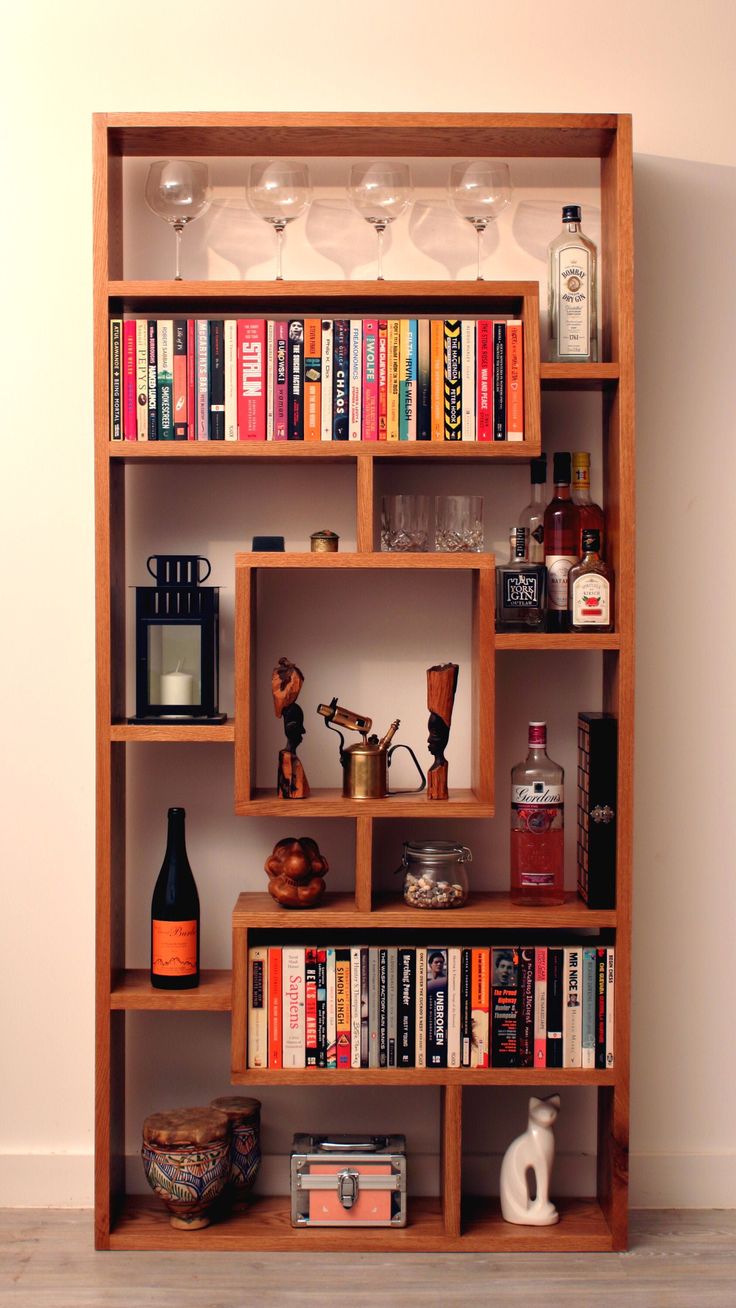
[629,1153,736,1208]
[0,1155,94,1207]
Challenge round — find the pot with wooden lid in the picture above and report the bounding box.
[141,1106,231,1229]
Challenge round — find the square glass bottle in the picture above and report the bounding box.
[495,527,546,632]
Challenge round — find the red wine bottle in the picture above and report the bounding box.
[151,807,200,989]
[543,451,580,633]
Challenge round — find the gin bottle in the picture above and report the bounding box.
[548,205,598,362]
[518,454,547,563]
[510,722,565,906]
[495,527,546,632]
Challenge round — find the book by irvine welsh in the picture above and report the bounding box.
[109,319,122,440]
[398,947,416,1067]
[506,319,524,442]
[247,946,268,1069]
[207,320,225,440]
[348,319,362,441]
[476,319,493,441]
[546,945,564,1069]
[562,945,582,1068]
[123,319,137,441]
[325,947,336,1068]
[304,317,322,442]
[387,319,401,441]
[534,946,548,1068]
[316,948,328,1068]
[266,319,274,440]
[581,945,596,1069]
[399,318,417,440]
[415,947,427,1068]
[195,320,208,440]
[595,947,607,1069]
[493,320,507,441]
[378,946,388,1067]
[147,320,158,440]
[470,947,490,1068]
[332,319,349,441]
[157,320,175,440]
[491,946,519,1068]
[135,319,148,441]
[273,321,289,441]
[360,945,369,1067]
[350,945,362,1068]
[368,946,380,1068]
[268,945,282,1069]
[186,320,195,441]
[173,319,189,440]
[447,947,462,1068]
[238,319,266,440]
[223,319,237,441]
[387,947,398,1067]
[320,320,333,441]
[282,946,306,1069]
[443,319,462,440]
[336,948,351,1069]
[417,318,431,440]
[518,946,535,1068]
[288,319,304,440]
[378,320,388,440]
[460,947,472,1066]
[430,319,444,441]
[461,319,476,441]
[606,947,615,1068]
[363,319,378,440]
[305,947,319,1068]
[426,948,448,1067]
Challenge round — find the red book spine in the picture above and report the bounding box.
[237,319,266,439]
[378,321,388,440]
[305,947,318,1067]
[123,321,137,440]
[268,947,282,1069]
[186,320,195,439]
[476,319,493,441]
[362,319,378,440]
[273,321,289,441]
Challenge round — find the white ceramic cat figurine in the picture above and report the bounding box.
[500,1094,561,1225]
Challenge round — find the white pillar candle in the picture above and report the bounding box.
[160,671,193,705]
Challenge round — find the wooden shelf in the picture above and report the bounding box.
[540,362,620,388]
[235,788,492,818]
[231,1067,616,1087]
[495,633,621,650]
[110,721,234,742]
[109,278,536,305]
[109,440,537,462]
[110,970,232,1011]
[233,891,617,931]
[236,550,494,570]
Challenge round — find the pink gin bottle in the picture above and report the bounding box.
[510,722,565,906]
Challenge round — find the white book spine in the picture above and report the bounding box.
[350,946,362,1068]
[368,947,379,1068]
[581,946,596,1069]
[447,947,462,1068]
[247,947,268,1069]
[326,947,337,1069]
[266,319,275,440]
[563,946,582,1068]
[387,947,397,1067]
[282,947,305,1069]
[461,319,476,440]
[321,320,334,440]
[224,319,237,441]
[135,319,148,440]
[196,320,209,440]
[415,948,427,1068]
[349,319,362,440]
[606,948,615,1068]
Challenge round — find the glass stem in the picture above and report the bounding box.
[376,223,386,281]
[274,222,286,281]
[173,222,184,281]
[475,223,484,281]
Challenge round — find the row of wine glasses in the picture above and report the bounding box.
[145,158,512,281]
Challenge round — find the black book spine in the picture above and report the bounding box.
[426,949,448,1068]
[398,948,415,1067]
[595,946,608,1068]
[518,946,535,1068]
[491,947,519,1068]
[378,947,388,1067]
[460,947,472,1066]
[316,949,327,1068]
[546,946,564,1068]
[305,947,318,1068]
[417,319,431,439]
[110,320,122,440]
[332,319,349,440]
[493,320,506,441]
[208,320,225,440]
[288,320,304,439]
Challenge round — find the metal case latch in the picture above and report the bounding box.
[337,1168,360,1209]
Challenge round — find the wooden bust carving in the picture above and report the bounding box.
[265,836,328,909]
[426,663,459,800]
[272,657,310,799]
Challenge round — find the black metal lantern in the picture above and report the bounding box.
[129,554,226,725]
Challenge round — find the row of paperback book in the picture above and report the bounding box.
[110,316,524,443]
[247,943,614,1071]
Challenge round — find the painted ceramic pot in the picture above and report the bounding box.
[210,1096,262,1195]
[141,1107,231,1230]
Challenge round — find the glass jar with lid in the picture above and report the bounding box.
[399,841,471,908]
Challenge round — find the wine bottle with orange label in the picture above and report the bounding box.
[151,807,200,989]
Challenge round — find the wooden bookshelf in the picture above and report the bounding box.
[94,110,634,1254]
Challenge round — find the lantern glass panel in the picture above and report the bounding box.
[148,625,202,707]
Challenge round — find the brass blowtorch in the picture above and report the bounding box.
[317,698,426,800]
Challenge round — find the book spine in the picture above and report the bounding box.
[146,320,158,440]
[493,320,507,441]
[430,319,444,441]
[135,319,148,441]
[378,947,388,1067]
[416,318,431,440]
[460,947,472,1066]
[387,319,401,441]
[325,947,337,1068]
[518,946,535,1068]
[273,321,289,441]
[348,319,362,441]
[595,947,607,1068]
[581,946,596,1069]
[207,320,224,440]
[173,319,189,440]
[247,946,268,1069]
[534,946,548,1068]
[470,947,490,1067]
[506,319,524,441]
[304,317,322,441]
[109,319,122,440]
[157,320,174,440]
[476,319,493,441]
[186,320,195,440]
[546,946,564,1069]
[563,945,582,1068]
[398,947,415,1067]
[305,947,318,1068]
[491,947,519,1068]
[316,948,328,1068]
[461,319,476,441]
[336,948,351,1069]
[224,319,238,441]
[443,319,462,439]
[237,319,266,440]
[268,946,282,1069]
[123,320,137,440]
[282,947,305,1069]
[606,947,615,1069]
[415,948,427,1068]
[447,947,461,1068]
[362,319,378,440]
[360,946,369,1067]
[320,320,333,441]
[288,320,304,440]
[265,319,274,440]
[378,320,388,440]
[387,946,398,1067]
[349,946,361,1068]
[368,946,380,1068]
[426,948,448,1067]
[332,319,349,441]
[195,320,208,440]
[399,318,417,440]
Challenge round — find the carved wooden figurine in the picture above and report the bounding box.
[426,663,459,800]
[272,657,310,799]
[264,836,329,909]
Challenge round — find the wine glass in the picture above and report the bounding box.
[349,161,411,280]
[247,159,312,280]
[448,160,512,280]
[144,160,211,281]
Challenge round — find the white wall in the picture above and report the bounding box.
[1,0,734,1209]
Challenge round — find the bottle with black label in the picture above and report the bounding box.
[568,529,613,631]
[151,807,200,990]
[543,451,580,632]
[495,527,546,632]
[518,453,547,563]
[548,204,598,362]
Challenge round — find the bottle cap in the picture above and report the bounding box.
[528,722,547,747]
[530,454,547,485]
[509,526,528,559]
[572,451,590,469]
[553,451,572,484]
[562,204,582,223]
[581,528,601,554]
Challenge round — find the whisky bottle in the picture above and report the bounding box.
[568,529,613,631]
[572,451,605,556]
[510,721,565,907]
[543,451,580,633]
[518,454,547,563]
[495,527,546,632]
[548,205,598,362]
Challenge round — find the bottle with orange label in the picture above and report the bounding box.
[151,807,200,989]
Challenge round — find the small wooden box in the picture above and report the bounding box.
[577,712,617,909]
[290,1134,407,1227]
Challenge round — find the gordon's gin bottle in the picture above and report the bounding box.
[510,722,565,906]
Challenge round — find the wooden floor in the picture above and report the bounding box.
[1,1210,735,1306]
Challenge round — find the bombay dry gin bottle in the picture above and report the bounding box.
[510,722,565,906]
[568,529,614,631]
[518,453,547,563]
[495,527,546,632]
[548,204,598,362]
[543,451,580,632]
[151,807,200,989]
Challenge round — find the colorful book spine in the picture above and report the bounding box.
[332,319,349,441]
[378,321,388,440]
[430,319,444,441]
[360,946,369,1067]
[135,319,148,441]
[562,945,582,1068]
[476,319,493,441]
[461,319,476,441]
[399,318,417,440]
[316,948,328,1068]
[207,320,224,440]
[282,947,305,1069]
[491,947,519,1068]
[237,319,266,440]
[350,945,362,1069]
[426,948,448,1068]
[546,945,564,1069]
[305,947,319,1068]
[518,946,535,1068]
[398,947,415,1067]
[336,948,351,1069]
[460,947,472,1066]
[387,947,398,1067]
[534,946,548,1068]
[447,947,462,1068]
[606,947,615,1068]
[320,319,333,441]
[288,320,304,440]
[493,320,507,441]
[247,947,268,1069]
[595,947,607,1069]
[223,319,238,441]
[195,320,208,440]
[506,319,524,441]
[378,947,388,1067]
[470,947,490,1067]
[268,946,282,1069]
[325,947,337,1069]
[362,319,378,440]
[147,320,158,440]
[173,319,189,440]
[273,321,289,441]
[443,319,462,440]
[265,319,275,440]
[304,317,322,442]
[387,319,401,441]
[368,947,380,1068]
[109,319,122,440]
[123,320,137,441]
[415,948,427,1068]
[417,319,431,440]
[581,946,596,1069]
[157,320,174,440]
[348,319,362,441]
[186,320,195,440]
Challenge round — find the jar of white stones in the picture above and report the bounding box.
[399,841,471,909]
